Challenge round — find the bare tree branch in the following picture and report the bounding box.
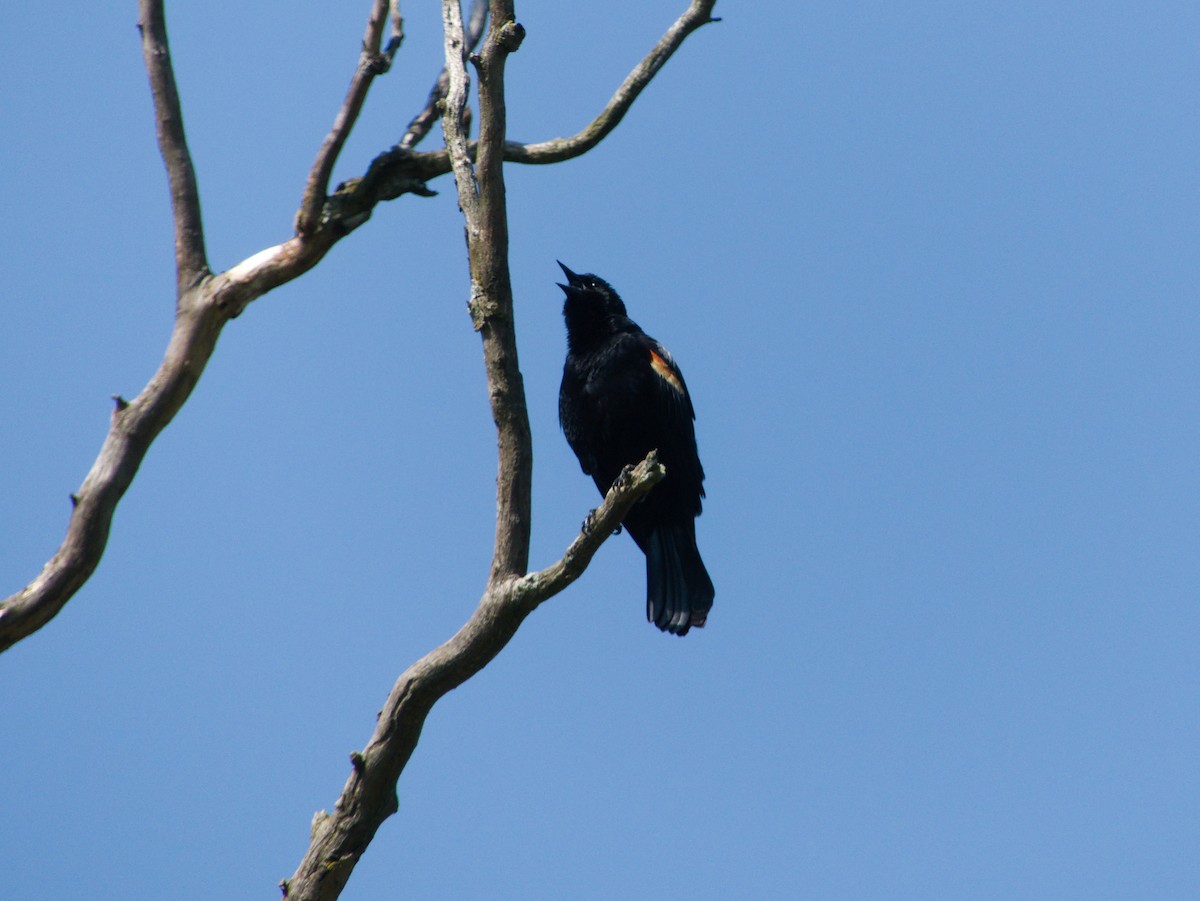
[512,452,667,606]
[502,0,720,164]
[441,0,478,219]
[281,6,691,894]
[329,0,720,218]
[469,0,531,583]
[0,1,219,654]
[296,0,402,235]
[137,0,208,291]
[441,0,530,582]
[2,0,715,667]
[279,452,664,901]
[399,0,488,150]
[254,0,720,269]
[1,0,374,655]
[440,0,532,581]
[388,0,404,53]
[0,298,226,654]
[10,0,715,895]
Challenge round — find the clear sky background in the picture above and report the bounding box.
[3,2,1198,898]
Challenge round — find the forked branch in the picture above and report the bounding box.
[513,452,667,606]
[361,0,720,184]
[296,0,403,235]
[280,452,664,901]
[0,0,219,654]
[280,2,702,891]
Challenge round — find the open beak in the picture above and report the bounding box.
[556,260,583,287]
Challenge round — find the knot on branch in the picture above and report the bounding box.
[319,185,373,235]
[497,20,525,53]
[363,51,393,76]
[361,146,439,199]
[318,148,438,235]
[468,290,500,331]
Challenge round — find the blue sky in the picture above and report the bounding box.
[3,1,1199,898]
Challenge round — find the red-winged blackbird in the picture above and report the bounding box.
[557,262,714,636]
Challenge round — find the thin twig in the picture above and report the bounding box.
[503,0,719,164]
[400,0,488,150]
[387,0,404,56]
[296,0,399,235]
[357,0,720,189]
[512,452,667,606]
[137,0,208,291]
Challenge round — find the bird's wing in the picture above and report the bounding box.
[567,330,705,511]
[644,338,696,422]
[637,334,705,505]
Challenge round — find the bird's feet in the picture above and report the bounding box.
[581,509,621,537]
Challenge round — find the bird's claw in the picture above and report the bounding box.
[581,510,620,537]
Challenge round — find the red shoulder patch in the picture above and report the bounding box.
[649,349,686,394]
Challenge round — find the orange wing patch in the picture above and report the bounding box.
[649,349,686,394]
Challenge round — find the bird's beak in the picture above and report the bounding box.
[557,260,582,286]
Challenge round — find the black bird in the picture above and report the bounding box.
[556,262,714,635]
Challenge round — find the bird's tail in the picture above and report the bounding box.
[645,524,714,636]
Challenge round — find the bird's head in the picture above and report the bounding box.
[557,261,628,319]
